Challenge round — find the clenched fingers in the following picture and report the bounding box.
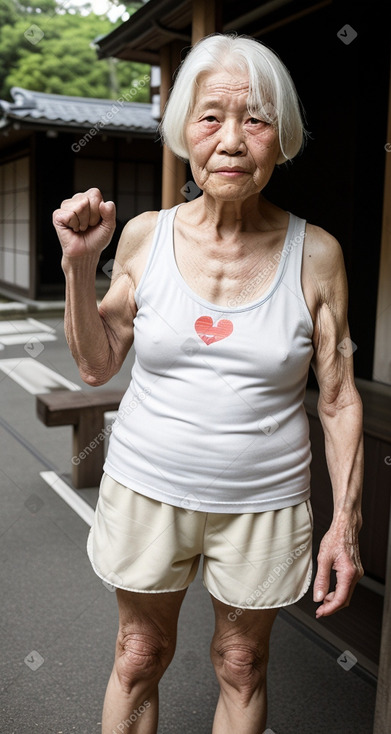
[54,188,103,232]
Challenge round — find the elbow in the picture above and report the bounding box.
[79,366,113,387]
[77,352,118,386]
[79,372,110,387]
[317,387,363,423]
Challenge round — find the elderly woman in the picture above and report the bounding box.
[53,33,363,734]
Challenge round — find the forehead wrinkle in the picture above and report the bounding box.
[194,81,250,113]
[202,79,249,94]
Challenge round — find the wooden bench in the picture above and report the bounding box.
[36,389,124,488]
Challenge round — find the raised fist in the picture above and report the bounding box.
[53,188,116,262]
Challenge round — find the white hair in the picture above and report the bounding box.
[159,33,306,165]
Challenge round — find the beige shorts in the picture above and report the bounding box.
[87,472,313,609]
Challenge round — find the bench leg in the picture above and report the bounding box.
[71,409,106,489]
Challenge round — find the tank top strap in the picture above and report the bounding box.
[134,205,180,307]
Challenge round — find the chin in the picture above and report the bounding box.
[206,185,257,201]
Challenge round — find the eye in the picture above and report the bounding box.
[248,117,266,125]
[203,115,218,122]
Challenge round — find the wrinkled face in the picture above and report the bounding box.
[185,68,281,201]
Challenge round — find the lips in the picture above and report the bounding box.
[215,168,248,173]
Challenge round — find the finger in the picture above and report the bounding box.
[99,200,116,233]
[313,557,332,602]
[83,188,104,228]
[52,208,81,232]
[63,189,102,230]
[53,197,90,233]
[315,573,356,618]
[316,592,344,618]
[72,196,91,232]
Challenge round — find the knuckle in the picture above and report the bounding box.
[86,187,102,198]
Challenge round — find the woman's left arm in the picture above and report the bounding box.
[306,227,364,618]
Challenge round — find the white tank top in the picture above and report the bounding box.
[104,204,314,513]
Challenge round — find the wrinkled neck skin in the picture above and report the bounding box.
[187,190,287,243]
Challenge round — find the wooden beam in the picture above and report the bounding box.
[373,59,391,385]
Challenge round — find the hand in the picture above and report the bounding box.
[52,187,116,263]
[313,518,363,618]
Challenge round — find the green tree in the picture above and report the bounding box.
[0,0,150,101]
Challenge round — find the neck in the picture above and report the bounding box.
[195,192,274,238]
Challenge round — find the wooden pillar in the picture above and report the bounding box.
[192,0,222,45]
[159,1,222,209]
[160,41,187,209]
[373,59,391,385]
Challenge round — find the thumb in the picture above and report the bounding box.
[99,200,116,230]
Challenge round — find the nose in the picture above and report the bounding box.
[216,120,246,156]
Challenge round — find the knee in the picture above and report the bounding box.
[211,639,269,699]
[114,624,174,693]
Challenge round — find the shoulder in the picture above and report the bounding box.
[111,210,160,286]
[117,210,160,261]
[303,223,347,300]
[303,223,345,280]
[301,222,348,323]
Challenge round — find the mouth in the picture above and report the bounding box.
[214,168,249,176]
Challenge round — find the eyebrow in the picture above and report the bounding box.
[195,99,225,112]
[194,97,252,114]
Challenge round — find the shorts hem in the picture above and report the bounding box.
[87,546,190,595]
[203,561,313,610]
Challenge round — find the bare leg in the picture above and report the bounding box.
[102,588,187,734]
[210,596,279,734]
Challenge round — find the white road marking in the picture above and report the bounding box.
[40,471,94,527]
[0,318,56,336]
[0,358,81,393]
[0,332,57,346]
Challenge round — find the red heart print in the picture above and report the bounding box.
[194,316,233,345]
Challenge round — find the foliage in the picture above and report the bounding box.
[0,0,150,101]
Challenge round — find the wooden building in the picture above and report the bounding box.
[0,86,161,300]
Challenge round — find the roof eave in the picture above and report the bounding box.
[1,116,158,138]
[95,0,190,61]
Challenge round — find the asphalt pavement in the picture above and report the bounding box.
[0,308,377,734]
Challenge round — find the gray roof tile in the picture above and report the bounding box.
[0,87,158,134]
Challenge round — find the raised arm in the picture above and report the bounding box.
[53,187,156,386]
[305,226,364,618]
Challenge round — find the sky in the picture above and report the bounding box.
[58,0,130,22]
